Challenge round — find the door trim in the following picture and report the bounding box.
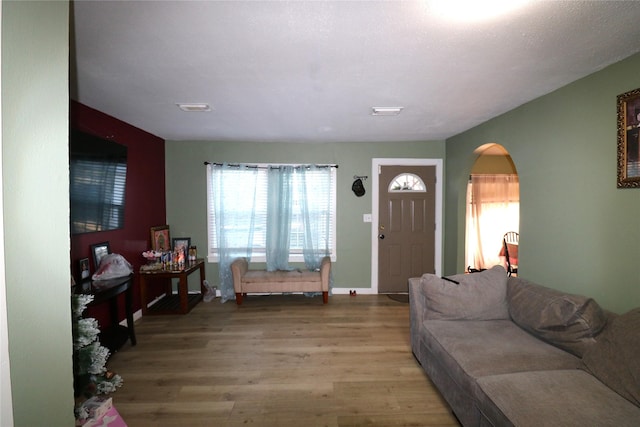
[371,158,443,294]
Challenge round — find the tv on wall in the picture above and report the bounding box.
[69,129,128,234]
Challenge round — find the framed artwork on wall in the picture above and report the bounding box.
[150,225,171,251]
[617,87,640,188]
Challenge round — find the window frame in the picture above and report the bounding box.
[206,163,337,263]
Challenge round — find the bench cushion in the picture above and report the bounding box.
[243,269,321,283]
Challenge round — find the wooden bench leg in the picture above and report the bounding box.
[323,291,328,304]
[235,293,243,305]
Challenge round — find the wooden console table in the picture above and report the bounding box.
[139,259,206,315]
[74,274,136,353]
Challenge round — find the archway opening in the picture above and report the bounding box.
[465,143,519,273]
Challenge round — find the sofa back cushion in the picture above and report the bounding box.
[420,265,509,320]
[582,307,640,407]
[507,278,607,357]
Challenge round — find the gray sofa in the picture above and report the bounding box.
[409,265,640,427]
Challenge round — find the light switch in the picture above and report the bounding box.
[363,214,372,223]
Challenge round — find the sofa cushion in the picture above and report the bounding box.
[418,319,581,426]
[420,265,509,320]
[582,307,640,406]
[422,320,581,382]
[476,370,640,427]
[507,278,607,357]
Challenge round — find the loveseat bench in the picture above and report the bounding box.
[231,256,331,305]
[409,265,639,427]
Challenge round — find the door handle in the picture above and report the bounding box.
[378,234,385,239]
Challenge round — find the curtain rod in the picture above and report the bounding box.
[204,161,338,169]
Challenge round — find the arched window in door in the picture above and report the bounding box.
[388,173,426,192]
[465,144,519,271]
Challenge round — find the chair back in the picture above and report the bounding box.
[503,232,519,276]
[504,231,519,245]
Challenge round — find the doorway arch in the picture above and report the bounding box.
[465,143,519,272]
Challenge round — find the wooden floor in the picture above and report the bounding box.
[107,294,460,427]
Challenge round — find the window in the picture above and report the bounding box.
[206,163,337,262]
[69,159,127,234]
[388,173,426,192]
[465,174,519,270]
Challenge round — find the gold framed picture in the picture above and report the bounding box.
[150,225,171,251]
[617,87,640,188]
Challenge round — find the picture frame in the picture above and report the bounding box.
[150,225,171,251]
[90,241,111,270]
[172,237,191,256]
[188,246,198,260]
[79,257,90,281]
[617,87,640,188]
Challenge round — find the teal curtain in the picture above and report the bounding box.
[266,166,293,271]
[210,163,259,303]
[300,166,331,270]
[209,163,334,302]
[299,166,334,295]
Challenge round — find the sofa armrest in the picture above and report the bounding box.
[231,258,248,293]
[408,277,428,361]
[320,256,331,291]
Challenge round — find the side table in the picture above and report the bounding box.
[139,259,206,315]
[74,274,136,353]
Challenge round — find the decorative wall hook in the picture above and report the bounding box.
[352,177,366,197]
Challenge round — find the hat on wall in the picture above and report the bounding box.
[352,178,365,197]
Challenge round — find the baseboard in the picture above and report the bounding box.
[332,288,376,295]
[124,291,204,325]
[119,309,142,326]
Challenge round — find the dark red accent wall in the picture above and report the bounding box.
[70,101,166,323]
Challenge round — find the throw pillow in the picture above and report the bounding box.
[420,265,509,320]
[582,308,640,406]
[507,278,607,357]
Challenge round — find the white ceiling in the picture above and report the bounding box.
[70,1,640,144]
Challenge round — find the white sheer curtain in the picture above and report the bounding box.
[465,174,519,270]
[207,163,334,302]
[209,163,261,303]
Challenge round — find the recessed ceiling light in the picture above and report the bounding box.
[177,103,211,112]
[372,107,403,116]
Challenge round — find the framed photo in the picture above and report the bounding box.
[617,87,640,188]
[172,237,191,256]
[188,246,198,260]
[150,225,171,251]
[79,258,90,281]
[90,241,111,269]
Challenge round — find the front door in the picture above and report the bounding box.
[378,165,436,293]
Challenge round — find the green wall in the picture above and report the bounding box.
[165,140,445,291]
[445,53,640,314]
[2,1,74,425]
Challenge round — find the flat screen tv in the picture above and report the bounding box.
[69,129,128,234]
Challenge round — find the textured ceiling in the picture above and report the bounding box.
[70,1,640,143]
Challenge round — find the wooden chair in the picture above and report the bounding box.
[502,232,519,276]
